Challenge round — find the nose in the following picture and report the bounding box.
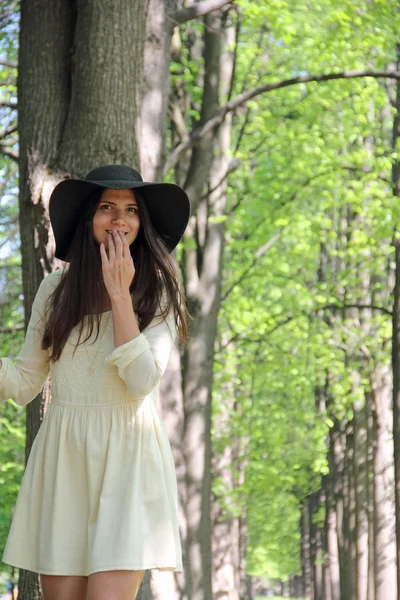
[111,209,127,225]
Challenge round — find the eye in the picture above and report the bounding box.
[128,207,138,213]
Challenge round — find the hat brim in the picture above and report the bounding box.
[49,178,190,261]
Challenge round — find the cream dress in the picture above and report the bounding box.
[1,270,183,576]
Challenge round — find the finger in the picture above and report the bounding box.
[108,231,115,261]
[99,242,108,265]
[113,229,123,260]
[119,230,129,258]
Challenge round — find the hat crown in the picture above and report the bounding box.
[85,165,143,184]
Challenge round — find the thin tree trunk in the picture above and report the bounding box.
[309,491,323,600]
[138,4,188,598]
[181,8,233,600]
[353,373,369,600]
[366,390,375,600]
[301,504,312,598]
[331,421,353,600]
[325,476,340,600]
[371,364,397,599]
[347,426,357,598]
[391,40,400,600]
[209,14,236,600]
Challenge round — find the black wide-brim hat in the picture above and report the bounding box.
[49,165,191,261]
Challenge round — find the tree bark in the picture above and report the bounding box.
[181,7,234,600]
[301,504,312,599]
[309,491,324,600]
[209,14,237,600]
[139,0,175,181]
[353,374,369,600]
[391,40,400,600]
[325,472,340,600]
[366,390,375,600]
[331,421,353,600]
[57,0,144,172]
[371,364,397,599]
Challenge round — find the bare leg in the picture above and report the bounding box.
[86,569,145,600]
[39,574,88,600]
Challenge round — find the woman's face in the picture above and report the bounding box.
[92,188,141,249]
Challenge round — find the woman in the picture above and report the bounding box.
[0,165,191,600]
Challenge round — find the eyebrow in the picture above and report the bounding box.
[99,200,138,207]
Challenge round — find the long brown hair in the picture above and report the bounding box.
[42,188,190,362]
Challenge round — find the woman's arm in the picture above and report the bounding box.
[0,272,59,406]
[110,293,141,348]
[100,229,178,398]
[105,306,177,399]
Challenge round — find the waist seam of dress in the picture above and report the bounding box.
[50,399,145,409]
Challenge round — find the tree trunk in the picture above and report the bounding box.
[309,491,324,600]
[139,0,175,181]
[353,374,369,600]
[209,15,236,600]
[181,8,234,600]
[325,473,340,600]
[330,420,353,600]
[391,40,400,600]
[394,242,400,600]
[301,503,312,599]
[371,364,397,599]
[366,390,375,600]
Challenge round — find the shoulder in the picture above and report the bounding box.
[29,269,65,317]
[40,268,64,292]
[35,269,65,304]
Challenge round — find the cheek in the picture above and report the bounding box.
[93,211,106,224]
[92,212,110,235]
[92,214,106,242]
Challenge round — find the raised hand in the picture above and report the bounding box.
[100,230,135,300]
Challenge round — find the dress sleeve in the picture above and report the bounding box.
[104,306,178,400]
[0,272,59,406]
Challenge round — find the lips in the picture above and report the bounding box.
[106,230,128,235]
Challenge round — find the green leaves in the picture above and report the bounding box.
[212,0,400,582]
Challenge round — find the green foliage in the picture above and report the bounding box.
[211,0,400,582]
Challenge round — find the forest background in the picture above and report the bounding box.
[1,1,400,600]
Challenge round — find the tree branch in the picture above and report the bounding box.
[0,325,24,333]
[0,59,17,69]
[218,302,391,351]
[320,303,392,317]
[0,146,18,162]
[0,100,17,110]
[164,69,400,174]
[221,230,283,303]
[0,76,16,87]
[0,125,17,140]
[168,0,233,26]
[201,157,240,199]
